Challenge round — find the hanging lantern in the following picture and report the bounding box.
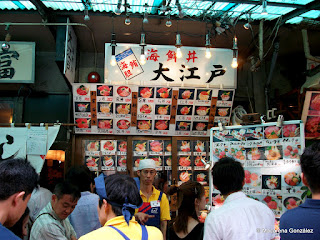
[88,71,100,83]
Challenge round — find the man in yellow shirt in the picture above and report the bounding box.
[79,174,162,240]
[135,159,171,240]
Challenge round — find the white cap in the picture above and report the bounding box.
[138,159,156,171]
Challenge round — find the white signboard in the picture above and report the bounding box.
[105,44,237,88]
[209,120,305,219]
[0,42,35,83]
[63,18,77,84]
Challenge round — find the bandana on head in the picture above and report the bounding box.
[94,173,141,225]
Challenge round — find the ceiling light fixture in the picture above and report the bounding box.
[205,32,212,59]
[2,25,11,51]
[176,0,185,18]
[84,5,90,21]
[231,36,238,68]
[110,33,117,66]
[114,0,122,15]
[244,13,252,30]
[143,3,149,24]
[261,0,268,15]
[140,32,147,65]
[125,14,131,25]
[175,33,182,58]
[165,13,172,27]
[243,22,251,30]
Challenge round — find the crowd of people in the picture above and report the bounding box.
[1,142,320,240]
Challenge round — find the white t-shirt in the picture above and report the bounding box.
[204,191,275,240]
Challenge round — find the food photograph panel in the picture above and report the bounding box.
[301,91,320,139]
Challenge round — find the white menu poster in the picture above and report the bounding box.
[210,120,305,218]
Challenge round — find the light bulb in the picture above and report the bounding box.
[231,58,238,68]
[243,23,250,30]
[140,54,146,65]
[110,55,117,66]
[114,8,121,15]
[1,42,10,51]
[261,8,268,15]
[143,17,149,24]
[166,20,172,27]
[125,16,131,25]
[205,48,211,58]
[84,8,90,21]
[176,47,182,59]
[261,0,268,15]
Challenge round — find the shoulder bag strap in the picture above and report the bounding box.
[109,225,131,240]
[141,224,148,240]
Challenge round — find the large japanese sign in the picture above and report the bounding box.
[73,83,235,136]
[209,120,305,228]
[63,18,77,84]
[0,42,35,84]
[105,44,236,88]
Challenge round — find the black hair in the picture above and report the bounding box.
[212,157,244,195]
[99,174,142,217]
[65,165,93,192]
[8,207,29,238]
[300,142,320,193]
[168,181,204,234]
[0,158,38,200]
[155,171,168,193]
[53,181,81,201]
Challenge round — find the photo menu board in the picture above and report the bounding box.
[132,139,172,185]
[73,84,235,136]
[177,140,210,186]
[132,140,172,172]
[301,90,320,139]
[84,139,127,172]
[210,120,305,218]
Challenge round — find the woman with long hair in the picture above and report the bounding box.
[168,181,206,240]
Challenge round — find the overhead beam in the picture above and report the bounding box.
[199,0,305,9]
[151,0,164,14]
[28,0,51,22]
[280,0,320,24]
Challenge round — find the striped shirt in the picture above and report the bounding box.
[30,202,77,240]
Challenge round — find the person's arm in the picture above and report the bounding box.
[66,217,78,240]
[135,212,155,224]
[160,220,167,240]
[36,224,69,240]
